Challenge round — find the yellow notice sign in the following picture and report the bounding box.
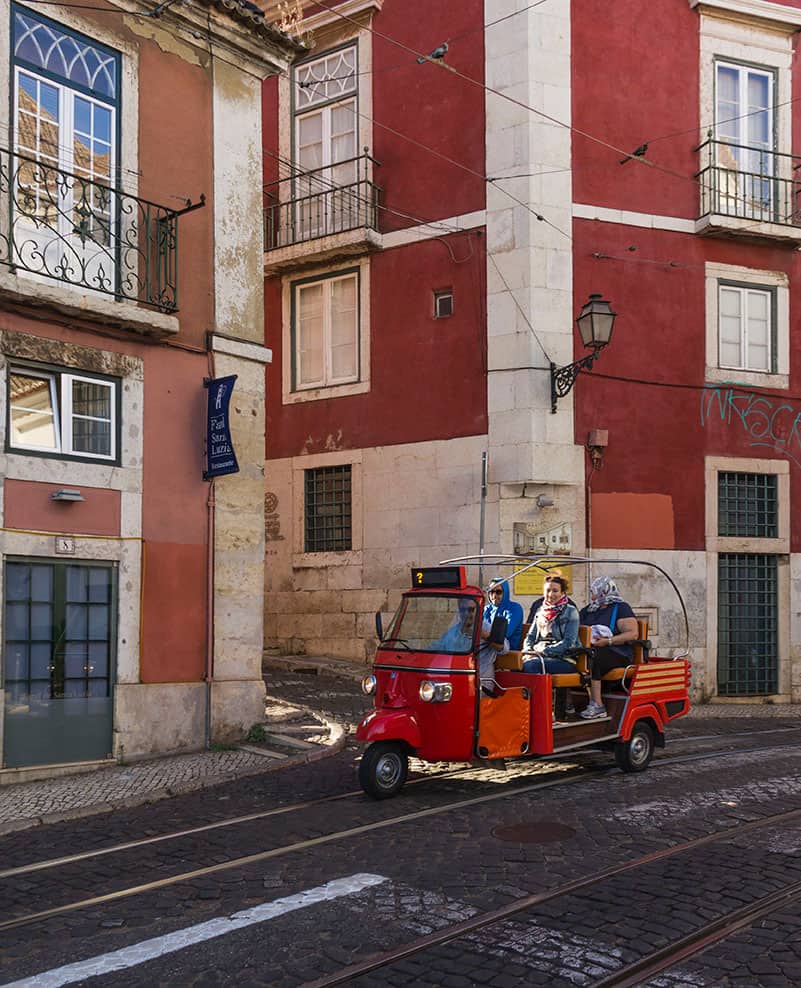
[513,567,543,597]
[514,565,573,598]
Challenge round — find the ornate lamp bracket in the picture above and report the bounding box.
[550,349,602,414]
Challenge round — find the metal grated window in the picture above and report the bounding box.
[717,553,778,696]
[718,472,777,538]
[304,465,352,552]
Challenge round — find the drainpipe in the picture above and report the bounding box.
[205,345,217,750]
[205,477,215,749]
[478,451,488,590]
[586,460,596,595]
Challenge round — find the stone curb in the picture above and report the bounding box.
[0,702,348,838]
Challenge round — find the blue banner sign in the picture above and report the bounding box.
[204,375,239,480]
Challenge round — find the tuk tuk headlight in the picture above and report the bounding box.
[361,675,377,696]
[419,681,453,703]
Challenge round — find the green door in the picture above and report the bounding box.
[3,559,116,768]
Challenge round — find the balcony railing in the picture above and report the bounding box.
[696,137,801,229]
[0,145,184,313]
[264,152,380,251]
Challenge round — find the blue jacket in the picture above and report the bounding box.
[483,578,524,650]
[524,603,580,658]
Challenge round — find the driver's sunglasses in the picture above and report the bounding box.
[459,605,477,615]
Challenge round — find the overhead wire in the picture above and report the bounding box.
[269,0,801,378]
[308,0,693,190]
[487,251,552,364]
[263,141,552,358]
[308,0,801,250]
[262,146,478,243]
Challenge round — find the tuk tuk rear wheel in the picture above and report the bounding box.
[615,721,655,773]
[359,741,409,799]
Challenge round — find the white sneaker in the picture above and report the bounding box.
[580,700,606,720]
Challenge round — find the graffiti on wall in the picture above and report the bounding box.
[700,385,801,468]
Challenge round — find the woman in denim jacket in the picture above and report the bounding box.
[522,574,580,674]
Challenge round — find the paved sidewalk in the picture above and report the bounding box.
[0,654,798,836]
[0,661,367,837]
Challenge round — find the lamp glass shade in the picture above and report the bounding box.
[576,293,616,349]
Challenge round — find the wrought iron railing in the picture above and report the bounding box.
[696,136,801,228]
[264,152,380,251]
[0,145,185,313]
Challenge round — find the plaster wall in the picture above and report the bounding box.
[213,59,265,344]
[264,232,488,460]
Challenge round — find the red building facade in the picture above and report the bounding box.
[263,0,801,705]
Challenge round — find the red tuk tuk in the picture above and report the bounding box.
[356,557,691,798]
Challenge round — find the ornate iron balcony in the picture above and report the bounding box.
[264,152,380,251]
[696,136,801,228]
[0,145,186,313]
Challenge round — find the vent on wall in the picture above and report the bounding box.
[434,290,453,318]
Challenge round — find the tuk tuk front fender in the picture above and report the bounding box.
[356,708,422,750]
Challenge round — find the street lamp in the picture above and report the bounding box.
[550,293,617,413]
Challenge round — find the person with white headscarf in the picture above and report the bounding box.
[578,576,639,720]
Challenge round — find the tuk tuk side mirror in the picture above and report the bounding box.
[488,613,508,646]
[375,610,383,640]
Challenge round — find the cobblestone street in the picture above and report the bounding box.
[0,667,800,986]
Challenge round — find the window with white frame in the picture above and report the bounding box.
[8,365,118,461]
[293,45,358,236]
[712,59,777,219]
[292,270,359,390]
[716,60,774,162]
[705,262,788,388]
[718,282,775,373]
[11,5,120,288]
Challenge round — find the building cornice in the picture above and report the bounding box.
[689,0,801,31]
[111,0,306,76]
[299,0,382,32]
[259,0,381,34]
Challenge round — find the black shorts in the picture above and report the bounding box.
[591,646,630,681]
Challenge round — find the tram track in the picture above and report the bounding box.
[594,875,801,987]
[296,801,801,988]
[1,739,801,938]
[0,722,795,883]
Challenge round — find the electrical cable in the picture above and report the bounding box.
[306,0,801,249]
[487,251,552,364]
[488,364,801,406]
[308,0,690,189]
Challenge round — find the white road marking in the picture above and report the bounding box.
[3,873,387,988]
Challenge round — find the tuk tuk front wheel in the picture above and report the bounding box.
[359,741,409,799]
[615,721,655,773]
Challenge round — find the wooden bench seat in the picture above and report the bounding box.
[498,620,650,684]
[495,646,588,688]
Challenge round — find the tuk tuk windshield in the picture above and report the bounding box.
[380,594,479,654]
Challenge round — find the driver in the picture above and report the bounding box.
[432,599,508,695]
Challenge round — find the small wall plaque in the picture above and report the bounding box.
[55,537,76,555]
